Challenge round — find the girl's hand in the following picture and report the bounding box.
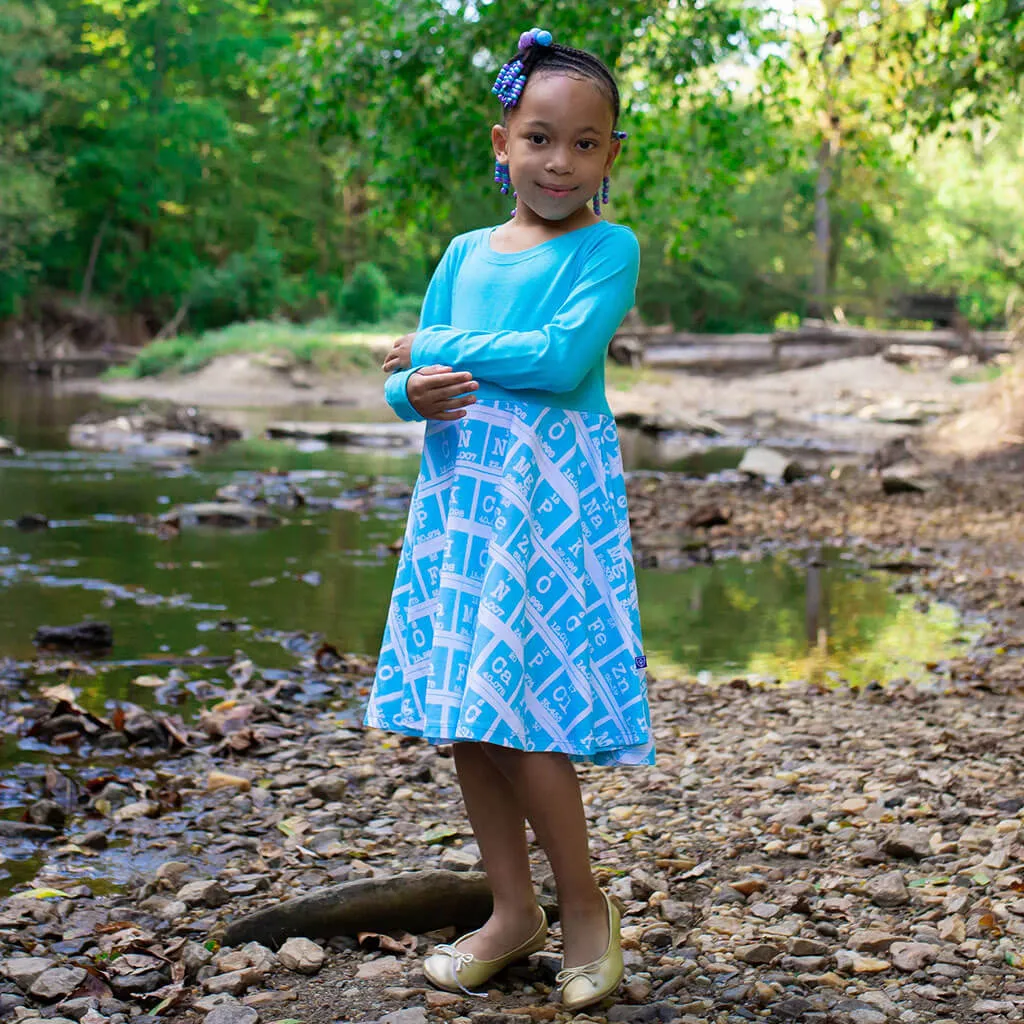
[382,333,415,372]
[407,365,478,420]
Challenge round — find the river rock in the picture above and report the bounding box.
[277,937,325,975]
[867,871,910,907]
[113,799,159,821]
[28,799,66,828]
[355,956,402,980]
[15,513,48,530]
[738,446,804,483]
[70,406,239,457]
[835,951,891,974]
[176,880,231,908]
[844,1009,887,1024]
[1,957,55,990]
[439,846,480,871]
[881,462,938,494]
[309,775,346,801]
[70,420,208,457]
[265,421,423,449]
[160,502,280,530]
[109,968,168,996]
[204,1005,259,1024]
[32,621,113,652]
[379,1009,428,1024]
[0,820,58,840]
[889,941,938,972]
[737,942,781,964]
[937,915,966,943]
[849,929,899,953]
[882,827,932,860]
[203,968,264,995]
[156,859,191,885]
[29,965,87,1001]
[791,937,831,957]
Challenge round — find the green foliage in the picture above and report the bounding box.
[337,262,391,325]
[0,2,67,314]
[188,239,286,332]
[896,0,1024,130]
[112,321,393,378]
[2,1,1021,339]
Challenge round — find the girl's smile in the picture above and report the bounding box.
[538,183,578,197]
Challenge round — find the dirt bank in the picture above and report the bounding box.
[70,350,1001,463]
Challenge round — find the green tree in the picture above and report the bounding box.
[0,3,67,315]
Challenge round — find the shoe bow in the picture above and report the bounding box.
[556,962,601,986]
[433,943,488,997]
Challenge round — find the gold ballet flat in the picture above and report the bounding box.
[556,891,624,1011]
[422,907,548,997]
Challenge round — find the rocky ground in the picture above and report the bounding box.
[3,444,1024,1024]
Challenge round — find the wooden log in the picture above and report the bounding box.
[770,326,1009,354]
[634,332,772,350]
[221,870,548,947]
[618,326,1010,373]
[643,343,775,372]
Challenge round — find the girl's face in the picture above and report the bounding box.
[492,72,620,225]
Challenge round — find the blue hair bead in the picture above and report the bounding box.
[535,29,552,46]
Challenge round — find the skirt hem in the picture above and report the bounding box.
[365,716,655,766]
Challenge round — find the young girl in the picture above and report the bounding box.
[367,28,653,1011]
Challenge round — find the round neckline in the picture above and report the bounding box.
[483,221,608,263]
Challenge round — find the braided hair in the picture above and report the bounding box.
[492,29,621,128]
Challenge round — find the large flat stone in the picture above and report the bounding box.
[266,420,422,449]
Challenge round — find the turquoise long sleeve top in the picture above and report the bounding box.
[384,220,640,422]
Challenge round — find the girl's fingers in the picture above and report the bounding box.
[433,383,478,400]
[442,395,477,410]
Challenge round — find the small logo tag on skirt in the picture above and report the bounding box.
[635,655,648,669]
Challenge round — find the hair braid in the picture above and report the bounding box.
[492,32,621,126]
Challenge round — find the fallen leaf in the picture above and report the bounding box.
[420,823,459,844]
[357,930,417,955]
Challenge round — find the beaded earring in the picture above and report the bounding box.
[494,160,511,195]
[593,131,629,216]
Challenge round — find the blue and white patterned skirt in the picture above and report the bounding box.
[366,399,654,766]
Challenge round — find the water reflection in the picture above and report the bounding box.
[637,550,971,686]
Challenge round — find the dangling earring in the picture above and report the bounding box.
[510,191,518,218]
[494,160,511,195]
[592,176,611,216]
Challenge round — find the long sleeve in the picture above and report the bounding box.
[384,368,421,422]
[383,242,458,422]
[410,231,639,394]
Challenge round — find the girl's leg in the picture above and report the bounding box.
[482,746,609,968]
[450,742,544,959]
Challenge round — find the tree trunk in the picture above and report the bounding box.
[79,214,111,305]
[811,138,832,319]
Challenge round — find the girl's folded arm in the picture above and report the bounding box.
[411,233,639,393]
